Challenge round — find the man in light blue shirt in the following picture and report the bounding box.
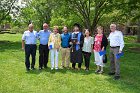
[38,23,51,70]
[22,24,38,71]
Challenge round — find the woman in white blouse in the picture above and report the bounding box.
[82,29,94,71]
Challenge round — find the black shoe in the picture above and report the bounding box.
[108,72,115,75]
[114,76,120,80]
[95,70,100,73]
[31,67,35,70]
[98,70,104,74]
[44,66,48,69]
[39,67,42,70]
[26,68,30,71]
[85,68,89,71]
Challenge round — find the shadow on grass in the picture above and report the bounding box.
[25,69,42,75]
[0,40,21,52]
[47,67,94,75]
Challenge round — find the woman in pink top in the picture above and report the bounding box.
[93,26,108,74]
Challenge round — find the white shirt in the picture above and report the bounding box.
[22,30,38,44]
[108,30,124,51]
[82,36,94,52]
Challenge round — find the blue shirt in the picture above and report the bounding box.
[38,30,51,45]
[61,33,71,48]
[22,30,38,44]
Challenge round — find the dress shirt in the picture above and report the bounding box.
[61,33,71,48]
[22,30,38,44]
[108,30,124,51]
[38,30,51,45]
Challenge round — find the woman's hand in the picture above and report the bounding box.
[102,47,104,51]
[76,42,80,44]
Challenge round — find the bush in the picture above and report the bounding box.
[10,26,28,34]
[124,36,137,43]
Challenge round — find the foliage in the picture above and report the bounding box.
[0,0,19,25]
[10,26,27,34]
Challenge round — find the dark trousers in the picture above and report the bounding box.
[72,63,82,69]
[25,44,37,69]
[83,52,91,69]
[39,44,49,68]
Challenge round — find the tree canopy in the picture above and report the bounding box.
[1,0,140,37]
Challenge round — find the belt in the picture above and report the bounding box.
[62,47,69,48]
[110,46,120,48]
[40,44,48,46]
[26,44,36,45]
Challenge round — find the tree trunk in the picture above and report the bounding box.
[137,20,140,43]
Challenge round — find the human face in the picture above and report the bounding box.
[53,28,58,34]
[97,28,103,34]
[74,26,79,32]
[28,24,34,32]
[63,27,68,33]
[43,24,48,30]
[110,24,116,32]
[85,30,90,37]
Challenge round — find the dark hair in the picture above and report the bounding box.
[84,29,91,37]
[73,23,81,28]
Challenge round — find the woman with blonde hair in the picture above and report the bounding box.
[48,26,61,70]
[93,26,108,74]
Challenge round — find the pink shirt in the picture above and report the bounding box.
[94,34,103,52]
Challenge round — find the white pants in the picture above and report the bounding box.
[50,49,59,68]
[94,50,104,67]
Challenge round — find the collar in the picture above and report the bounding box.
[63,32,68,35]
[28,30,34,33]
[73,32,80,34]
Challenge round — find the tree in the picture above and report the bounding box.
[0,0,17,25]
[117,0,140,42]
[64,0,126,34]
[19,0,59,29]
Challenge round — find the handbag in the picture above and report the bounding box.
[103,54,107,63]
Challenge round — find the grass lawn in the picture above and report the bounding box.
[0,34,140,93]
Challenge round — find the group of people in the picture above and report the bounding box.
[22,23,124,80]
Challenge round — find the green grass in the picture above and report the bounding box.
[0,34,140,93]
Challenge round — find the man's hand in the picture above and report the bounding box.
[119,50,122,53]
[22,47,25,51]
[22,40,25,51]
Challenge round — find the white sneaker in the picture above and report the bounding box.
[98,71,104,74]
[55,67,58,70]
[51,68,54,70]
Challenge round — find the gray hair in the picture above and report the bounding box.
[110,24,116,28]
[28,24,34,28]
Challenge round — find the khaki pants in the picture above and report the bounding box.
[61,48,70,67]
[110,47,120,76]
